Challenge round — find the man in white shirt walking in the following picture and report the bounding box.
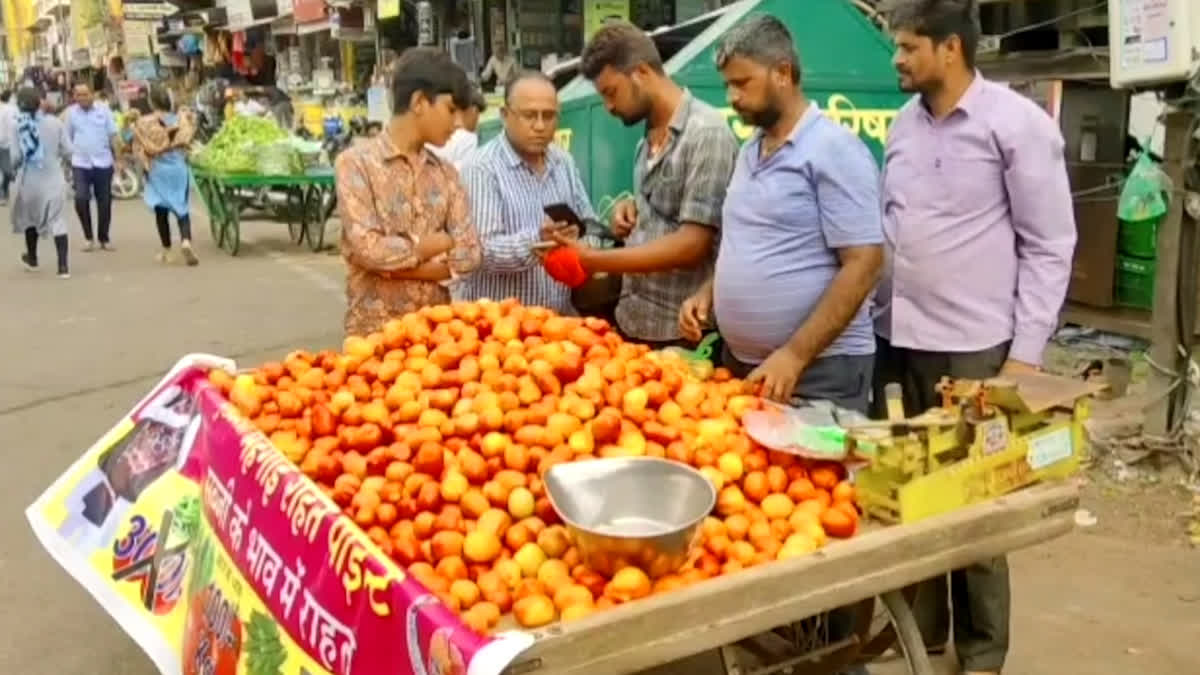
[428,88,485,168]
[481,43,517,92]
[0,90,17,204]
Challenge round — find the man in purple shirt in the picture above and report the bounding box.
[874,2,1076,673]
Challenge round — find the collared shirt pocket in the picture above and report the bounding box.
[883,150,936,208]
[941,156,1005,214]
[643,164,685,229]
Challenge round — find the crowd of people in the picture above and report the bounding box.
[334,1,1074,674]
[4,78,199,277]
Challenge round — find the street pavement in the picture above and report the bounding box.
[0,200,1195,675]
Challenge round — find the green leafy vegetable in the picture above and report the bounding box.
[256,141,304,177]
[245,611,287,675]
[191,116,289,174]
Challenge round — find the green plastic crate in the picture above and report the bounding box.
[1115,255,1156,310]
[1118,217,1160,259]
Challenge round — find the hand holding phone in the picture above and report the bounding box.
[542,202,582,227]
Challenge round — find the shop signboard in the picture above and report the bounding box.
[584,0,629,40]
[124,20,155,58]
[226,0,254,29]
[124,0,181,20]
[87,25,107,61]
[294,0,326,24]
[128,57,160,81]
[228,0,279,30]
[378,0,400,20]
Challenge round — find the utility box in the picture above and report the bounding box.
[1108,0,1199,88]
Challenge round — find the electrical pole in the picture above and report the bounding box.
[1145,107,1199,436]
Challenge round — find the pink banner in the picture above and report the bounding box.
[190,373,495,674]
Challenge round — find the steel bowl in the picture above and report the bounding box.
[544,457,716,578]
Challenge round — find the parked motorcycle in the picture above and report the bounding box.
[112,166,143,200]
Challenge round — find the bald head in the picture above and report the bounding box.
[502,70,559,159]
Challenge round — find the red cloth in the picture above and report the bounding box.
[543,247,589,288]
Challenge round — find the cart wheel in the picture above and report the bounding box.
[195,178,225,248]
[713,600,876,675]
[286,187,305,245]
[303,185,329,252]
[322,188,337,223]
[112,166,142,200]
[855,585,920,660]
[879,591,935,675]
[220,186,241,256]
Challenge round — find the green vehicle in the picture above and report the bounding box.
[479,0,906,214]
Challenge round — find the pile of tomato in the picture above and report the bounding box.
[208,299,860,634]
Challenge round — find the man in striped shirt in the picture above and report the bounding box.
[456,71,599,314]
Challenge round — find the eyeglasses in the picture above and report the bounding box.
[509,108,558,125]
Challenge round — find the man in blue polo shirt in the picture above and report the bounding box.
[679,15,883,413]
[683,17,883,675]
[65,83,120,251]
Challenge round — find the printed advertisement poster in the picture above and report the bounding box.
[27,355,532,675]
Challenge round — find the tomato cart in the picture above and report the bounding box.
[191,166,336,256]
[501,481,1078,675]
[504,371,1100,675]
[26,309,1099,675]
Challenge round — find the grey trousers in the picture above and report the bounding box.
[723,343,874,675]
[871,336,1012,672]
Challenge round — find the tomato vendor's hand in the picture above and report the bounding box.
[679,287,713,343]
[1000,359,1040,377]
[746,347,808,403]
[610,198,637,239]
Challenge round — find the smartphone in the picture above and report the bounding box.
[543,202,582,227]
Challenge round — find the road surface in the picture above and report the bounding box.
[0,201,1194,674]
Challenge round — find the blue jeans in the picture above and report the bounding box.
[74,165,114,244]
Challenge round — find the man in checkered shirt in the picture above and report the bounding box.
[553,21,738,347]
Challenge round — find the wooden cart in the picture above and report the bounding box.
[191,166,335,256]
[502,482,1079,675]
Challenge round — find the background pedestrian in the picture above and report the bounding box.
[132,84,198,266]
[11,86,74,278]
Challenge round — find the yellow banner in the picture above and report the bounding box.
[27,355,532,675]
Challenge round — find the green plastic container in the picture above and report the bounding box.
[1117,217,1160,259]
[1115,255,1156,310]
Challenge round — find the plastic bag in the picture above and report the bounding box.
[741,401,875,461]
[1118,147,1170,222]
[256,140,302,176]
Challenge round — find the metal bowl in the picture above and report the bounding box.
[544,457,716,578]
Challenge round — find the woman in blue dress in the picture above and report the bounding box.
[132,84,199,266]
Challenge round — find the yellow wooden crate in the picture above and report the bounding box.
[856,395,1091,524]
